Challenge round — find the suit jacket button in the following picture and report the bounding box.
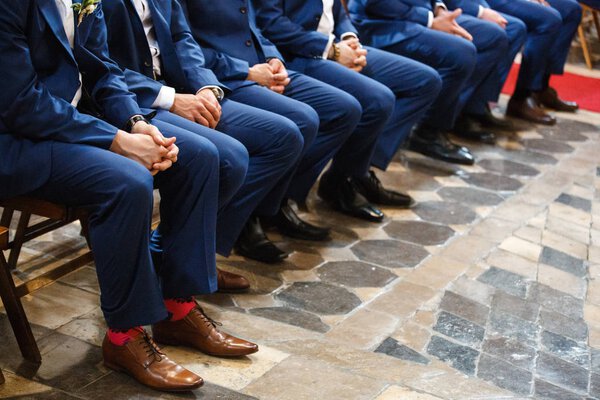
[245,39,252,46]
[240,7,247,13]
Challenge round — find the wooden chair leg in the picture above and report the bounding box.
[593,10,600,41]
[579,23,594,69]
[7,212,31,270]
[0,369,5,384]
[0,208,14,230]
[0,251,41,363]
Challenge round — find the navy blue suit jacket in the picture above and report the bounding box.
[346,0,449,46]
[253,0,358,60]
[443,0,490,16]
[102,0,226,107]
[181,0,282,89]
[0,0,142,199]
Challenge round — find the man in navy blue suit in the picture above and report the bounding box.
[102,0,309,263]
[0,0,257,391]
[347,0,514,145]
[179,1,421,245]
[254,0,479,170]
[485,0,581,124]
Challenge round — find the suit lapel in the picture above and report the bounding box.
[37,0,76,63]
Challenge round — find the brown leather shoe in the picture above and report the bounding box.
[102,331,203,392]
[217,269,250,293]
[506,96,556,125]
[535,87,579,112]
[152,306,259,357]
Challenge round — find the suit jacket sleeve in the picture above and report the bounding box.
[253,0,332,59]
[82,4,144,128]
[121,68,166,108]
[0,1,118,149]
[363,0,431,26]
[170,0,224,92]
[334,1,359,37]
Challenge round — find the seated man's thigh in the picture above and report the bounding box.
[456,14,507,50]
[33,142,152,207]
[388,29,475,71]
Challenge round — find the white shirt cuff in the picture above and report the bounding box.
[341,32,358,40]
[197,85,225,101]
[152,85,176,110]
[322,34,336,59]
[427,11,434,28]
[478,5,485,17]
[436,2,447,10]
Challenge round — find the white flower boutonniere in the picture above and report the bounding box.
[72,0,101,26]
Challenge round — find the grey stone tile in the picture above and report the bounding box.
[479,159,540,177]
[477,353,533,395]
[29,333,109,393]
[317,261,397,288]
[433,312,485,347]
[249,307,329,333]
[556,193,593,212]
[462,173,523,192]
[491,291,539,322]
[78,371,257,399]
[488,311,540,347]
[543,119,599,137]
[426,335,479,375]
[374,337,430,365]
[536,352,589,393]
[478,267,529,298]
[528,283,584,319]
[539,246,587,278]
[383,220,455,246]
[523,139,574,154]
[275,282,362,315]
[412,201,478,225]
[437,187,504,206]
[350,240,429,269]
[500,149,558,165]
[481,337,536,370]
[535,379,586,400]
[540,310,588,343]
[591,373,600,398]
[541,331,589,367]
[439,291,490,326]
[6,391,85,399]
[591,349,600,374]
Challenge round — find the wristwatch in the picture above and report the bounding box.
[125,114,151,132]
[210,87,224,101]
[329,42,341,61]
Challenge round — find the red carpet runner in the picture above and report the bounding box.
[501,63,600,113]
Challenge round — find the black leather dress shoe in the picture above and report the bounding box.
[351,170,414,208]
[453,115,496,144]
[467,105,514,131]
[408,126,475,165]
[318,172,384,223]
[267,202,330,241]
[535,87,578,112]
[234,216,288,264]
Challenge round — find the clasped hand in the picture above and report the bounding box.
[336,37,368,72]
[247,58,291,94]
[111,121,179,176]
[170,88,222,128]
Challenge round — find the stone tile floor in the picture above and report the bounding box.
[2,101,600,399]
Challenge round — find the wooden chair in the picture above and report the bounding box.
[0,199,92,363]
[578,2,600,69]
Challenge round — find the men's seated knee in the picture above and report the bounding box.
[535,7,563,34]
[447,41,477,76]
[563,0,583,24]
[221,140,249,186]
[364,86,395,119]
[114,165,155,205]
[423,67,443,98]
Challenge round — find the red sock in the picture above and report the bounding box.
[164,297,196,321]
[107,327,143,346]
